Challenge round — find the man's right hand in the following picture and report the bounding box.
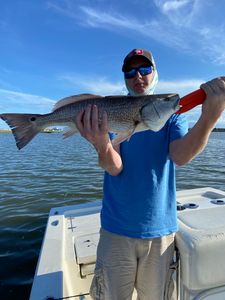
[75,104,110,152]
[75,105,123,175]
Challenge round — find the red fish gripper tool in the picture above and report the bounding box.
[176,88,206,114]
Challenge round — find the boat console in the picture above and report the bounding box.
[30,187,225,300]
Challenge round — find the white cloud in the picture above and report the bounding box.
[156,0,193,13]
[155,79,203,96]
[60,73,205,98]
[48,0,225,65]
[59,74,125,95]
[79,6,136,29]
[153,0,225,64]
[0,89,55,113]
[154,0,198,26]
[0,89,56,129]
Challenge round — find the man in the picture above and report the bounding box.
[75,49,225,300]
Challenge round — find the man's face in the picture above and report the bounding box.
[125,57,154,95]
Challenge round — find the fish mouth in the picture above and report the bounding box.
[160,94,181,112]
[167,95,181,111]
[176,104,182,112]
[176,98,183,111]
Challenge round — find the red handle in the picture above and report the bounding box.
[176,89,206,114]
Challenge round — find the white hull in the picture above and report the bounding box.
[30,187,225,300]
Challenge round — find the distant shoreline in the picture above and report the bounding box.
[1,128,225,133]
[212,128,225,132]
[0,129,62,133]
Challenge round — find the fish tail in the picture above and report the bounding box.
[0,113,42,149]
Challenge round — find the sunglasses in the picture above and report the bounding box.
[124,66,153,79]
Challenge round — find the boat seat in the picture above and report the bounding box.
[71,212,100,277]
[75,232,99,276]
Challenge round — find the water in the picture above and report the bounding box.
[0,132,225,300]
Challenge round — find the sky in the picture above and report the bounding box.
[0,0,225,129]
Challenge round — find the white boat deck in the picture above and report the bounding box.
[30,187,225,300]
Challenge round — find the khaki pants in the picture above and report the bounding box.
[90,229,176,300]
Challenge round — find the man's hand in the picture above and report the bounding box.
[200,77,225,122]
[169,76,225,166]
[75,104,110,151]
[75,104,123,175]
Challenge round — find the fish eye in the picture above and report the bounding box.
[30,117,36,121]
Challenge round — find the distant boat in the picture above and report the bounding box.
[0,129,11,133]
[42,127,63,133]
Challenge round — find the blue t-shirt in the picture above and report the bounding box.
[101,114,188,239]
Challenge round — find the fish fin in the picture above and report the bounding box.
[0,113,42,150]
[63,127,79,139]
[53,94,102,111]
[112,130,135,146]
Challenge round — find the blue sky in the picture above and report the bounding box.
[0,0,225,129]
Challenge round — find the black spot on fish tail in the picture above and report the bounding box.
[134,120,140,126]
[0,113,41,150]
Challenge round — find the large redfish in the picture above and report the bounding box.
[0,93,180,149]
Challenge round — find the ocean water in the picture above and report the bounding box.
[0,132,225,300]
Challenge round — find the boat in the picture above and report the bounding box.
[30,187,225,300]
